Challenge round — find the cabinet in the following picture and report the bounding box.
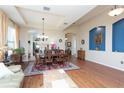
[77,50,85,60]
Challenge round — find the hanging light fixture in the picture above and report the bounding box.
[41,18,48,42]
[108,5,124,17]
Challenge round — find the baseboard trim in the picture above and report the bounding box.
[86,59,124,72]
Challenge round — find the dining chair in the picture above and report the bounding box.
[60,50,64,54]
[56,53,65,67]
[35,53,41,66]
[44,52,53,69]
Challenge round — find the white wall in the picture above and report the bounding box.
[19,27,31,61]
[19,27,30,55]
[64,26,79,56]
[20,10,124,71]
[43,29,65,50]
[65,11,124,71]
[72,34,77,56]
[81,11,124,71]
[19,27,65,55]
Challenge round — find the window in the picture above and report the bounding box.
[7,26,16,49]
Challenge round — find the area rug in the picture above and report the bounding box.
[43,69,78,88]
[24,62,80,76]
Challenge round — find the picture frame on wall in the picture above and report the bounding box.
[67,42,71,47]
[89,26,105,51]
[81,39,85,45]
[59,39,62,43]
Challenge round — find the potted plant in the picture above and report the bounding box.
[13,48,25,55]
[12,48,25,63]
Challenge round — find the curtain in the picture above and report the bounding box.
[0,10,20,49]
[15,24,20,48]
[0,11,8,47]
[0,12,2,47]
[7,20,20,49]
[0,11,8,61]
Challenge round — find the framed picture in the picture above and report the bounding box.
[81,40,85,45]
[59,39,62,43]
[89,26,105,51]
[67,42,71,47]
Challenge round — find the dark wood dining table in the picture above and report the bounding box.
[40,53,69,63]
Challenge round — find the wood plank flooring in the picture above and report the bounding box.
[22,57,124,88]
[22,75,43,88]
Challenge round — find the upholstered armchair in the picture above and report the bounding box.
[0,63,24,88]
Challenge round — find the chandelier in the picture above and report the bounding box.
[35,18,48,42]
[41,18,48,41]
[108,5,124,16]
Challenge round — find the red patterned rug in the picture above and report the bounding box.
[24,62,80,76]
[32,63,69,71]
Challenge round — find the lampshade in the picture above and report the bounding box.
[108,8,124,16]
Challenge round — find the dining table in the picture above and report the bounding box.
[39,53,69,63]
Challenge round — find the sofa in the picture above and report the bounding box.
[0,63,24,88]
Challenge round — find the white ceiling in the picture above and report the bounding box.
[0,5,96,30]
[75,5,115,25]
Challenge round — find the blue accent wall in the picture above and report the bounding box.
[89,26,106,51]
[89,27,96,50]
[113,18,124,52]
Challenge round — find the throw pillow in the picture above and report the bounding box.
[8,65,21,73]
[0,63,14,79]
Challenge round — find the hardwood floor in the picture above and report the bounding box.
[22,57,124,88]
[22,75,43,88]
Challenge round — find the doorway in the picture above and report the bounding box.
[65,33,77,57]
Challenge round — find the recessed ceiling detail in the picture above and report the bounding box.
[0,5,96,30]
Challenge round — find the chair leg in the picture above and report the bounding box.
[47,62,52,70]
[53,62,58,68]
[58,61,64,67]
[63,62,66,67]
[62,62,65,67]
[48,64,51,70]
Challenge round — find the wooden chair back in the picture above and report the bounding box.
[56,53,64,62]
[35,53,41,65]
[45,52,53,63]
[60,50,64,54]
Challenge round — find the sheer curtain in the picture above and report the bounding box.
[0,10,20,49]
[0,10,20,61]
[7,26,16,49]
[0,11,8,61]
[0,12,2,47]
[15,24,20,48]
[7,20,20,49]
